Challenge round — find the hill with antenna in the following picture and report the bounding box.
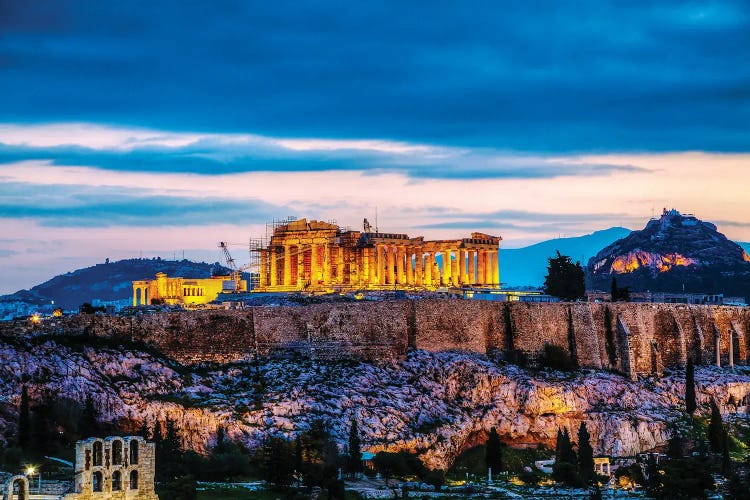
[587,209,750,298]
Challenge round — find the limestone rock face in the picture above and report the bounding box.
[0,338,748,471]
[587,209,750,298]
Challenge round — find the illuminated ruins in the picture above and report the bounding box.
[252,218,501,292]
[132,272,246,306]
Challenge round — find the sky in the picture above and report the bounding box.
[1,1,749,294]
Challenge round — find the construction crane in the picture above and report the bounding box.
[219,242,251,292]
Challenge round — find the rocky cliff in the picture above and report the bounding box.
[587,209,750,298]
[4,301,748,379]
[1,334,748,471]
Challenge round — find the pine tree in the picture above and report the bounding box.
[346,418,363,474]
[708,398,724,453]
[544,252,586,301]
[685,357,696,415]
[485,427,503,474]
[577,423,594,483]
[18,385,30,449]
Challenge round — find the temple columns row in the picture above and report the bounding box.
[257,244,500,289]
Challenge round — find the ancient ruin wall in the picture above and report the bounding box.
[4,301,750,376]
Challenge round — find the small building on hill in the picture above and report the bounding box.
[132,272,246,306]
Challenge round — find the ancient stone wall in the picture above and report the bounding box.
[4,301,750,377]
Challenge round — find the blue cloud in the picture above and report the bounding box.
[0,1,748,153]
[0,141,645,179]
[0,182,288,227]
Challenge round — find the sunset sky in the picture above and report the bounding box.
[1,1,749,293]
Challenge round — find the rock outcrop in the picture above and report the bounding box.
[1,335,748,470]
[587,209,750,298]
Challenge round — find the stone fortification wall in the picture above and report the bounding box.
[3,301,749,376]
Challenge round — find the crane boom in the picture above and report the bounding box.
[218,242,244,292]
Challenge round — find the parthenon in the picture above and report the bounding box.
[254,218,501,292]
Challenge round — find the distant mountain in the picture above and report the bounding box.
[499,227,631,287]
[587,210,750,298]
[0,258,234,310]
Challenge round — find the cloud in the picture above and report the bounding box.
[0,123,647,180]
[0,181,288,227]
[0,2,748,152]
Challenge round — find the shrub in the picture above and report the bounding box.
[539,343,576,371]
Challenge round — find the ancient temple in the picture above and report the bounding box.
[254,218,501,292]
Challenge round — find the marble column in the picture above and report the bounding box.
[492,249,500,286]
[424,252,433,286]
[387,246,395,285]
[396,246,405,284]
[468,250,476,285]
[310,244,319,286]
[442,250,452,286]
[415,248,423,286]
[324,245,332,286]
[450,249,459,286]
[270,247,278,286]
[368,247,377,285]
[259,250,268,288]
[296,246,305,289]
[406,248,414,285]
[377,245,385,285]
[283,244,292,286]
[477,249,486,285]
[458,250,467,285]
[715,331,721,367]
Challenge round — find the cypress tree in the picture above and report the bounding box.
[721,429,732,476]
[610,277,618,302]
[708,398,724,453]
[18,386,30,449]
[577,423,594,483]
[685,357,696,415]
[485,427,503,473]
[346,418,362,474]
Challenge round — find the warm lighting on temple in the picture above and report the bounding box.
[253,218,502,292]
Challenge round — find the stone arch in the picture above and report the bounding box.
[112,438,123,465]
[112,470,122,491]
[92,471,103,492]
[6,475,29,500]
[93,439,103,466]
[129,438,140,465]
[129,470,139,490]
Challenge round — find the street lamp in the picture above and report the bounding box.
[25,465,41,493]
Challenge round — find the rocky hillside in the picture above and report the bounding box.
[0,258,235,310]
[1,333,748,470]
[587,209,750,298]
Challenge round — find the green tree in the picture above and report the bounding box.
[544,251,586,301]
[577,423,594,484]
[18,386,30,450]
[346,418,363,475]
[485,427,503,474]
[263,436,295,489]
[721,429,732,477]
[160,475,197,500]
[685,357,696,415]
[553,428,583,486]
[708,398,724,453]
